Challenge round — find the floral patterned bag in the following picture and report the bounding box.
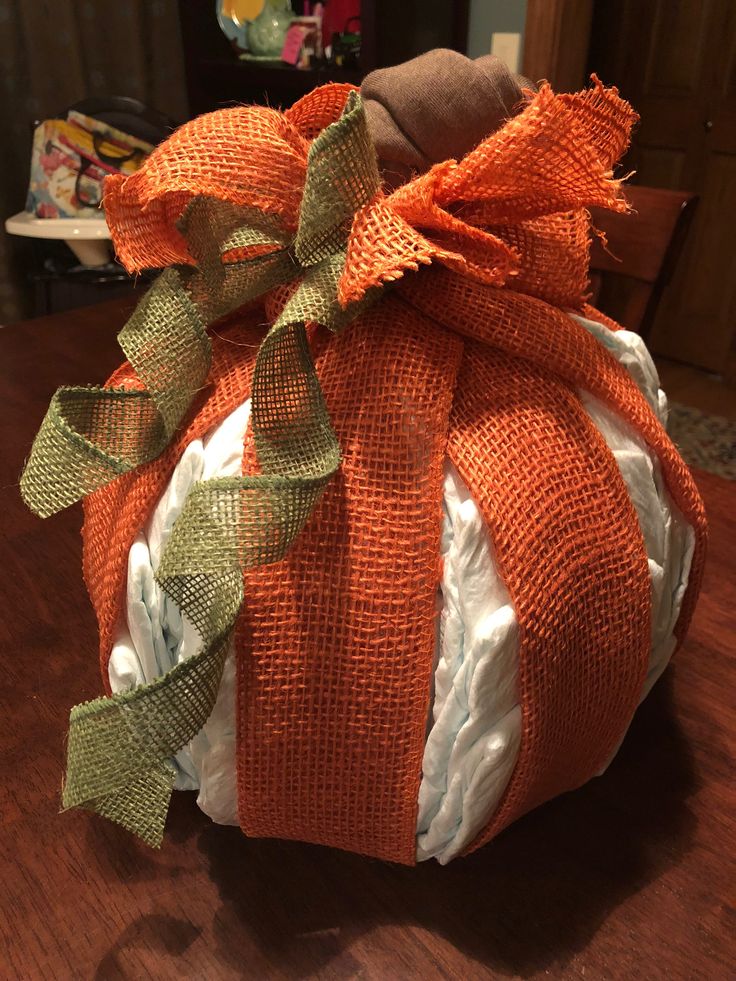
[25,110,153,219]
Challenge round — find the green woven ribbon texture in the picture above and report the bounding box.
[20,92,380,846]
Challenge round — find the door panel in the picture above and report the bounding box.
[635,147,687,189]
[645,0,710,94]
[656,151,736,369]
[589,0,736,371]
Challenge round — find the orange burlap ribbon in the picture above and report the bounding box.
[82,79,706,862]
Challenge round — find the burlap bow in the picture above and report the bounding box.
[21,80,637,845]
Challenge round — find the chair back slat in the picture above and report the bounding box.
[589,185,698,338]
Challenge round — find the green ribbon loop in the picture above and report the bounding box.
[25,91,382,845]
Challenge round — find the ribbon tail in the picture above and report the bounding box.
[61,628,233,843]
[64,765,177,849]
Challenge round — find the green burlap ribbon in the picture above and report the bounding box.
[20,92,381,846]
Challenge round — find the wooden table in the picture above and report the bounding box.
[1,301,734,980]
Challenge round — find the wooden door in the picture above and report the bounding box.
[588,0,736,373]
[523,0,594,92]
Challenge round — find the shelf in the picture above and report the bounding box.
[199,57,363,91]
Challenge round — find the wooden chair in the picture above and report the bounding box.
[589,185,698,340]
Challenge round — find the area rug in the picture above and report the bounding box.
[668,402,736,480]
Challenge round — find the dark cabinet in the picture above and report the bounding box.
[178,1,469,115]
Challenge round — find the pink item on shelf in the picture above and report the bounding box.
[282,24,308,64]
[283,15,322,66]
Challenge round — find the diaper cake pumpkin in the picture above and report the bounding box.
[21,51,706,864]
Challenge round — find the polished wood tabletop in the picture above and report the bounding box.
[1,300,734,980]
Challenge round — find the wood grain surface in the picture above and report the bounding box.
[1,301,733,980]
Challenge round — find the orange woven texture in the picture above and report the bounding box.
[398,268,707,647]
[446,341,652,852]
[103,78,636,314]
[79,77,709,860]
[102,85,357,275]
[338,78,636,308]
[481,211,593,310]
[104,109,310,271]
[235,297,463,864]
[285,83,357,139]
[82,311,266,685]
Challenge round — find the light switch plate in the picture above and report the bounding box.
[490,32,521,74]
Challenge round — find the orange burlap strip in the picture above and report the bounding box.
[397,269,707,648]
[236,297,463,863]
[396,269,706,855]
[446,342,652,852]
